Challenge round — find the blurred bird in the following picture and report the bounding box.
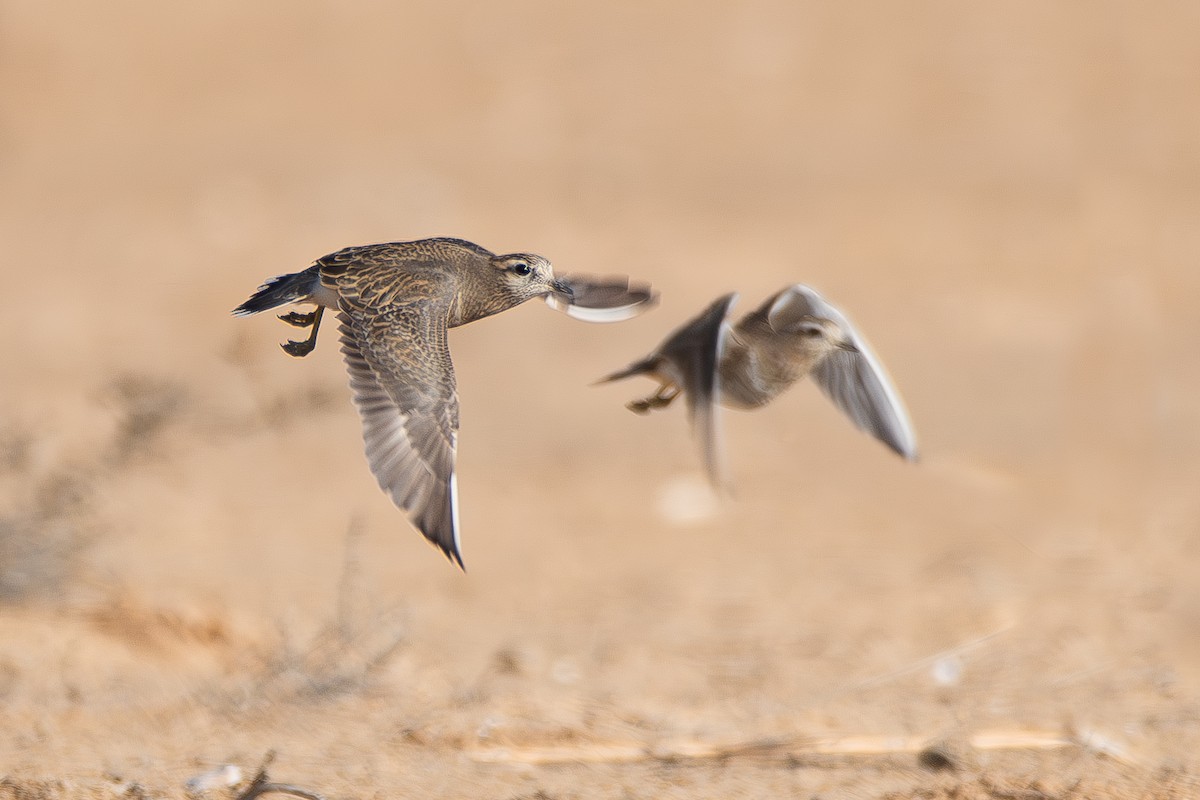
[599,284,917,487]
[233,237,656,568]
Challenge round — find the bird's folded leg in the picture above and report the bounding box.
[278,310,318,327]
[280,306,325,357]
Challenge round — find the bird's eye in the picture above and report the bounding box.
[511,262,532,276]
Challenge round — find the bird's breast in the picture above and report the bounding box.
[717,334,811,410]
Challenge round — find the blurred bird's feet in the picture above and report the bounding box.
[627,387,679,414]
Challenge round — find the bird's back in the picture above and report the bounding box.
[315,239,493,321]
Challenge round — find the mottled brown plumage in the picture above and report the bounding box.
[234,237,655,568]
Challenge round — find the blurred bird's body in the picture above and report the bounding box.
[234,237,655,568]
[718,302,849,410]
[601,284,917,487]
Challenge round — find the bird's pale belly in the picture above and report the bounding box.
[717,345,807,410]
[718,372,784,409]
[310,281,341,308]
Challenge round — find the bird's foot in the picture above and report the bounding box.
[627,399,653,414]
[279,311,317,328]
[627,394,675,414]
[281,339,316,357]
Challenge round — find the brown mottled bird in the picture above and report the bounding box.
[233,237,655,568]
[600,284,917,487]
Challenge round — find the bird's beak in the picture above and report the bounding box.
[550,278,574,301]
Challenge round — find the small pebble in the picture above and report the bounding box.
[931,655,963,687]
[184,764,243,793]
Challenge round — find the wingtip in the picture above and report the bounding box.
[702,465,735,497]
[545,274,660,323]
[560,301,654,324]
[888,438,919,464]
[414,527,466,571]
[427,533,465,570]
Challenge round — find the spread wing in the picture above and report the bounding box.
[657,292,739,488]
[336,278,464,567]
[769,284,918,461]
[544,273,658,322]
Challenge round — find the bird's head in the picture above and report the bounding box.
[489,253,572,305]
[789,316,859,355]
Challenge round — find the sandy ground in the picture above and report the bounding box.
[2,2,1200,798]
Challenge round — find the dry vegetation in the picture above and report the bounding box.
[2,2,1200,798]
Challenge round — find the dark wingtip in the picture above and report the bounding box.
[423,535,465,571]
[591,370,628,387]
[421,525,465,571]
[550,278,575,299]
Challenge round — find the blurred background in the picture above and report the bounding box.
[1,2,1198,797]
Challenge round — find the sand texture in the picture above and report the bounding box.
[2,3,1199,797]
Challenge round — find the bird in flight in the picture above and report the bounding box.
[234,237,656,568]
[599,284,916,487]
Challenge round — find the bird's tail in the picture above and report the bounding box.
[231,266,319,316]
[594,356,658,385]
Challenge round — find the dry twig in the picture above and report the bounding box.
[467,728,1080,766]
[234,751,327,800]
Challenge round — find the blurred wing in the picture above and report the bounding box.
[545,273,658,322]
[337,297,464,567]
[658,293,739,488]
[771,285,917,461]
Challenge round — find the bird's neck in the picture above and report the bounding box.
[446,273,522,328]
